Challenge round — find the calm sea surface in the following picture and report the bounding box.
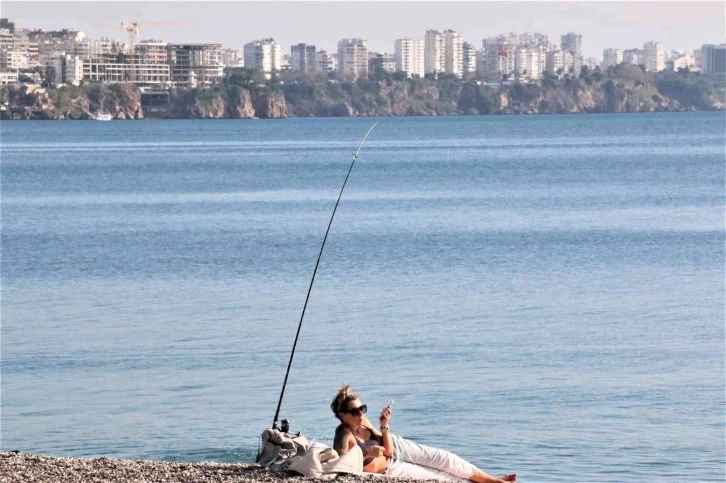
[1,114,724,482]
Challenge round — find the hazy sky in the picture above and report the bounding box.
[3,1,724,59]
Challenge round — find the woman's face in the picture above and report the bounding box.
[340,398,368,428]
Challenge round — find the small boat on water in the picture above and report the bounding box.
[95,111,113,121]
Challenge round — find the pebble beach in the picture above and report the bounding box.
[0,452,440,483]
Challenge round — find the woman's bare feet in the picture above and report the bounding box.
[471,469,517,483]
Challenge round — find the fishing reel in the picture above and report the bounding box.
[273,418,300,437]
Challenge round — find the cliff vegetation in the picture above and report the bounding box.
[1,65,723,120]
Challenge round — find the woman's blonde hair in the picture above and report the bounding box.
[331,383,359,421]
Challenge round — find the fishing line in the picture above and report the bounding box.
[271,123,378,429]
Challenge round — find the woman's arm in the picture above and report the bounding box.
[361,415,392,458]
[379,405,394,458]
[333,425,355,455]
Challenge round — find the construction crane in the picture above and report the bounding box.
[102,21,197,85]
[105,22,189,53]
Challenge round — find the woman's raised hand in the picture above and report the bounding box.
[379,404,392,426]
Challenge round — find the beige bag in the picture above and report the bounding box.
[288,442,366,478]
[256,427,309,471]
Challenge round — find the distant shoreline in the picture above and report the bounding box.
[1,108,723,122]
[2,67,723,121]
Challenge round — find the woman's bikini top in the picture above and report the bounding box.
[354,428,382,455]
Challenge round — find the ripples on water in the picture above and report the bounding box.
[1,114,724,481]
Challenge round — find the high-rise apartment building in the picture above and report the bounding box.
[424,30,445,74]
[444,30,463,77]
[291,43,317,73]
[337,38,368,79]
[368,52,395,76]
[315,49,336,73]
[545,50,574,75]
[462,42,477,74]
[701,44,726,75]
[623,49,643,65]
[560,32,582,73]
[0,18,16,34]
[513,46,543,79]
[0,28,15,51]
[643,41,665,72]
[135,40,168,64]
[394,38,424,78]
[560,32,582,55]
[482,32,551,80]
[602,48,623,69]
[424,29,463,77]
[168,43,223,87]
[244,38,282,77]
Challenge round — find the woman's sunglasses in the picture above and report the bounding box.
[343,404,368,416]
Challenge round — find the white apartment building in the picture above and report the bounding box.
[444,30,463,77]
[221,48,242,67]
[482,33,551,80]
[424,30,446,74]
[337,38,368,80]
[483,42,516,78]
[602,48,623,69]
[135,40,168,64]
[291,43,317,73]
[643,41,665,72]
[168,43,223,87]
[368,52,395,76]
[0,49,28,69]
[623,49,643,65]
[668,54,696,72]
[76,37,117,57]
[394,38,424,78]
[462,42,477,74]
[424,29,464,77]
[14,31,40,67]
[514,46,543,79]
[82,53,171,87]
[31,29,87,57]
[545,50,574,75]
[64,55,84,84]
[244,38,282,77]
[0,68,18,84]
[315,49,336,73]
[0,28,15,50]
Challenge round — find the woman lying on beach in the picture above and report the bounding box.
[331,384,516,483]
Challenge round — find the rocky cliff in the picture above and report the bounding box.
[0,83,143,120]
[1,65,722,120]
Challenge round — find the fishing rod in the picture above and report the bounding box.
[271,123,378,431]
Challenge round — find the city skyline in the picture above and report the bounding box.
[3,1,724,59]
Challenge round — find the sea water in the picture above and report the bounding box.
[1,113,723,481]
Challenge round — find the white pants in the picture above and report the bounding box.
[385,434,476,482]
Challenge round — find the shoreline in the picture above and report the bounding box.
[0,452,432,483]
[0,108,722,121]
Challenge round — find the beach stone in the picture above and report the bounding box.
[0,452,443,483]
